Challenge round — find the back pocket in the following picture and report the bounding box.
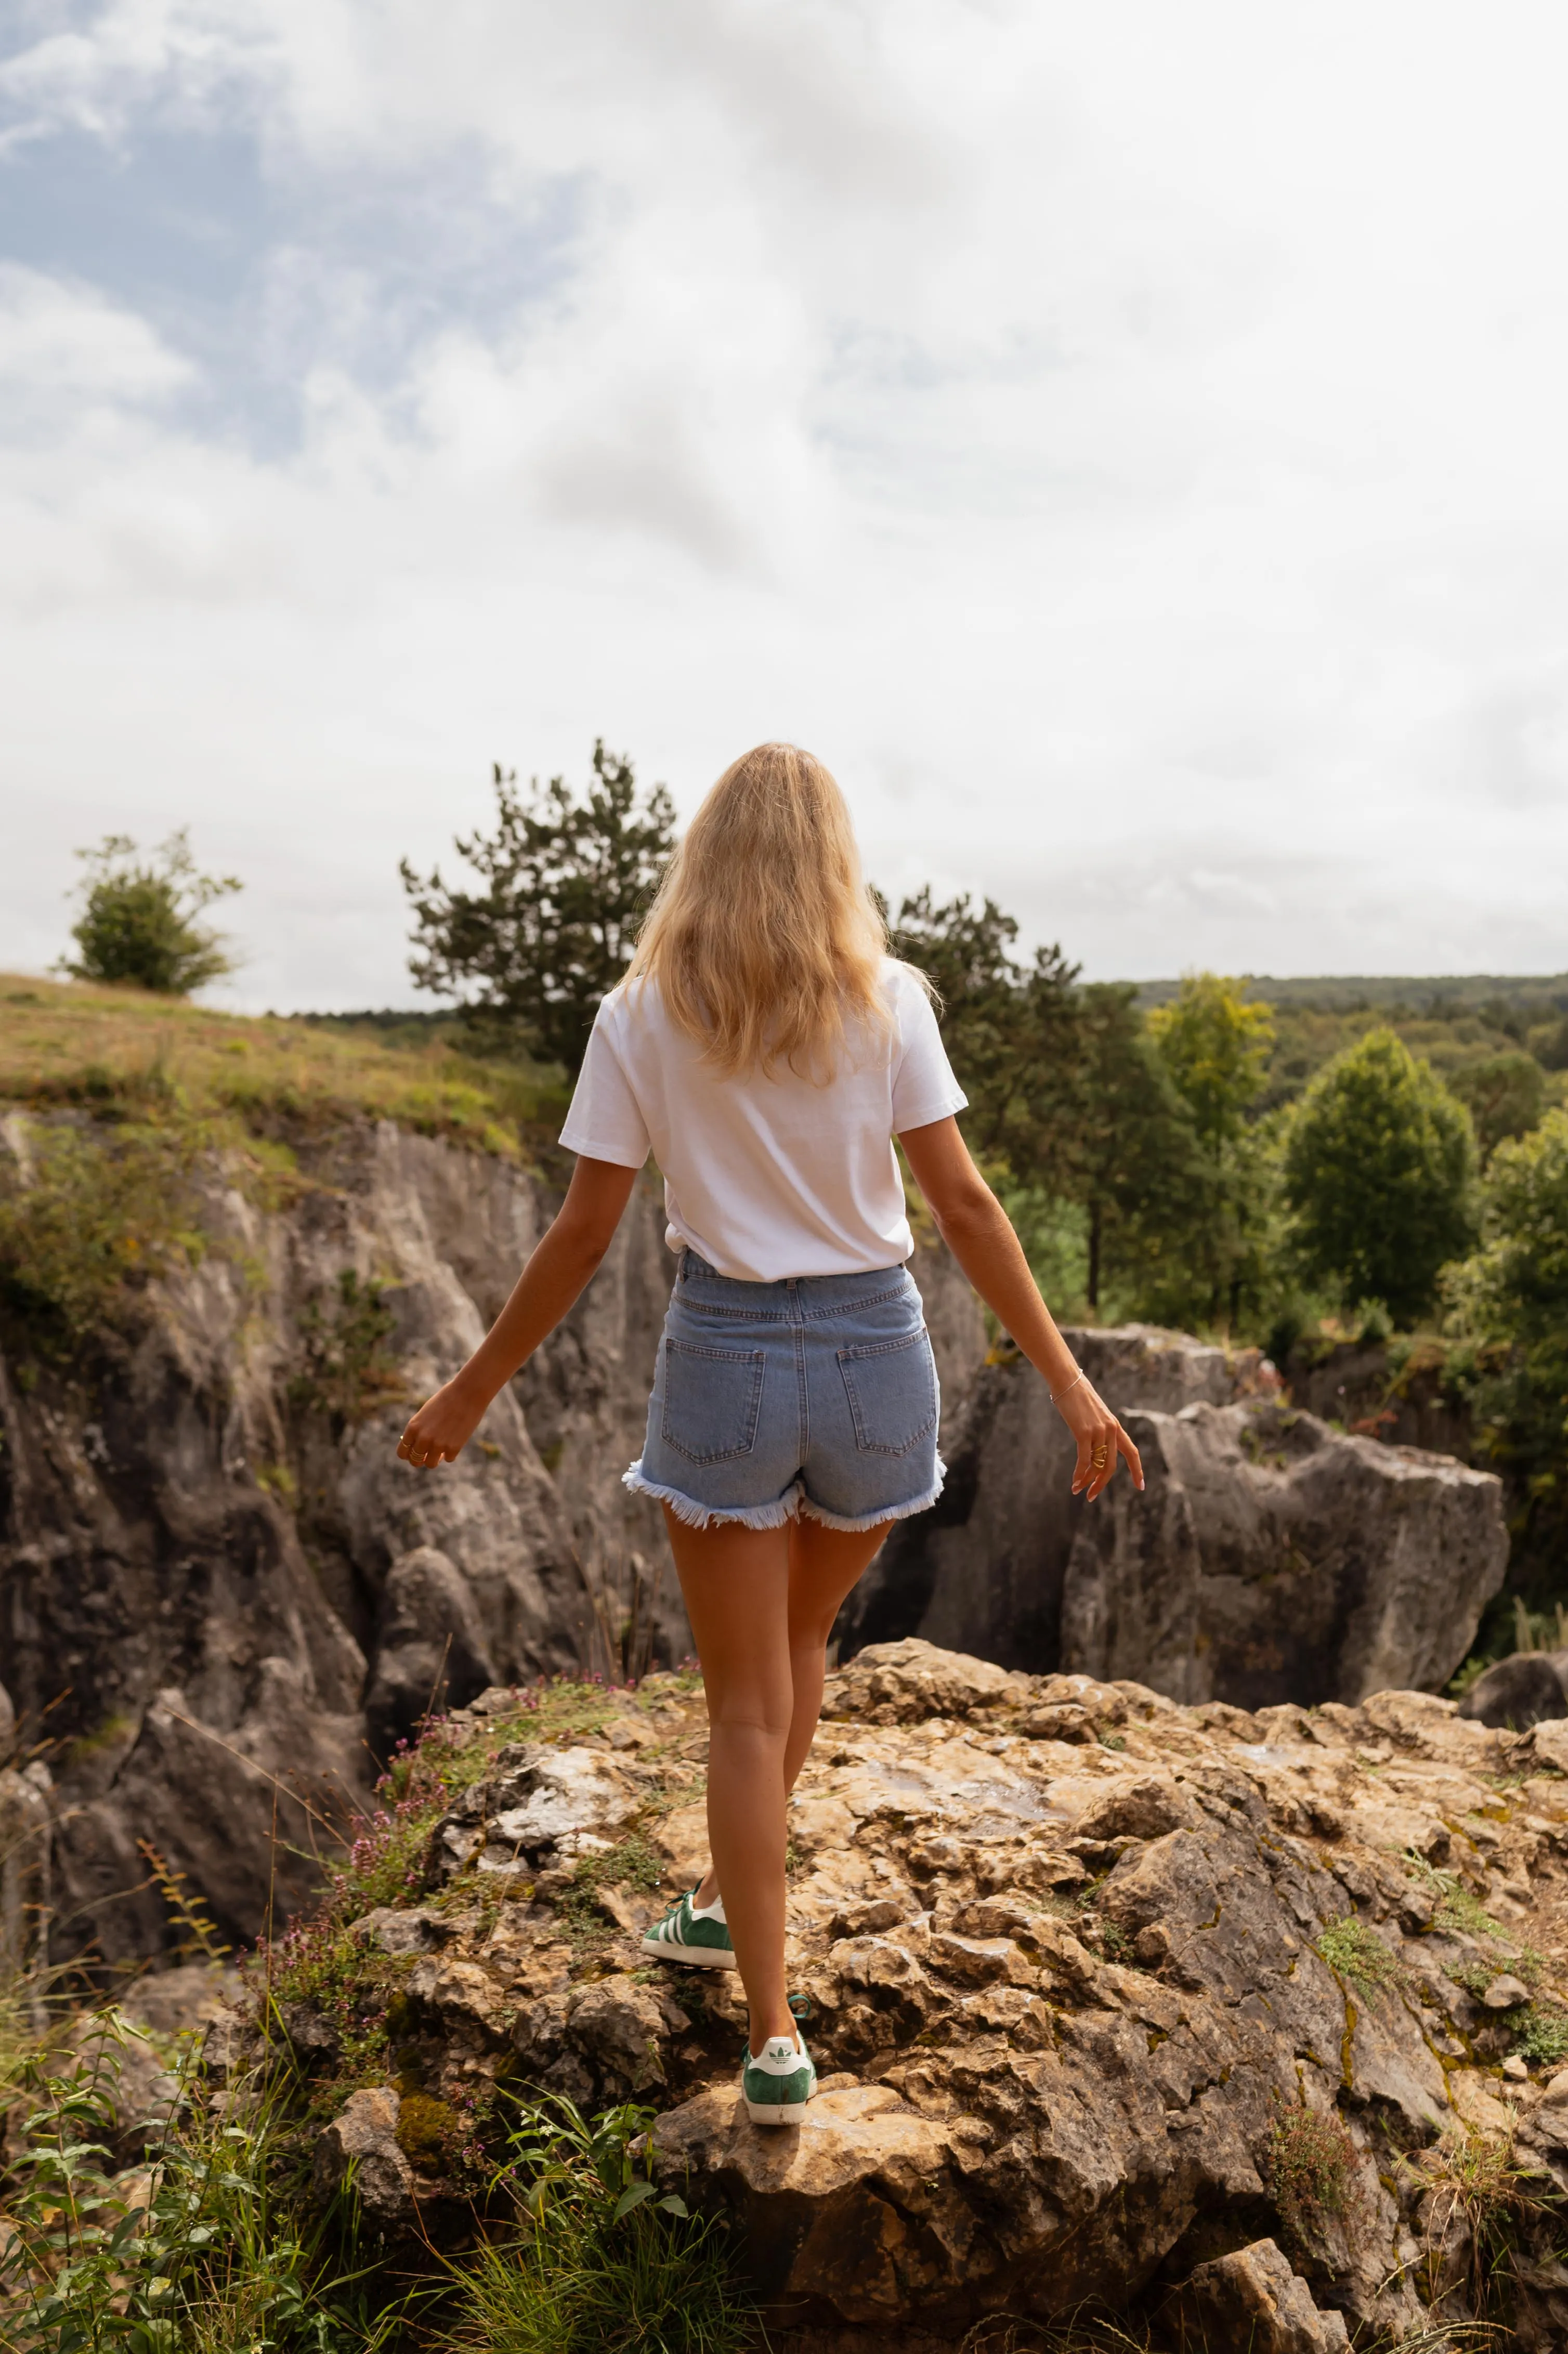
[838,1328,938,1457]
[661,1339,766,1464]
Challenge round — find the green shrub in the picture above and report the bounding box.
[0,1117,205,1353]
[62,828,240,997]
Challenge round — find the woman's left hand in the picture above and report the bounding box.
[397,1376,487,1470]
[1058,1378,1144,1501]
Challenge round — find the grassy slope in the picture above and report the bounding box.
[0,974,568,1156]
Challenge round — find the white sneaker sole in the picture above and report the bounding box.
[745,2097,813,2125]
[639,1931,738,1970]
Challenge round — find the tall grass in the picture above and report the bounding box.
[443,2097,753,2354]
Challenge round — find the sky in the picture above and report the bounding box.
[2,0,1566,1011]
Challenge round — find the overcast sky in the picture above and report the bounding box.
[3,1,1566,1010]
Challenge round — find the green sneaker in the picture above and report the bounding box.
[641,1886,737,1970]
[742,2027,817,2126]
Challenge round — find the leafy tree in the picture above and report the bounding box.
[1445,1108,1568,1575]
[1448,1052,1546,1163]
[1070,984,1214,1315]
[401,743,676,1071]
[1147,974,1274,1152]
[1282,1028,1476,1325]
[886,890,1082,1191]
[61,830,240,996]
[1147,974,1277,1328]
[887,896,1208,1316]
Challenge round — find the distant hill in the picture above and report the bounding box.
[1133,974,1568,1016]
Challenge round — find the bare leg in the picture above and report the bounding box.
[663,1510,892,2053]
[660,1509,795,2054]
[688,1516,891,1904]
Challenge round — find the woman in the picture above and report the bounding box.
[396,742,1142,2125]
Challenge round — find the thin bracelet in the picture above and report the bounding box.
[1051,1367,1087,1406]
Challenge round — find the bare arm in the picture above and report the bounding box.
[397,1155,640,1470]
[898,1116,1143,1500]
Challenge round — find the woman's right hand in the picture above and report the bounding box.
[1057,1377,1144,1501]
[397,1375,488,1470]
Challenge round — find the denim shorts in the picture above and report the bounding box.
[624,1252,944,1533]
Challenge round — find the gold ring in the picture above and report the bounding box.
[1091,1445,1108,1468]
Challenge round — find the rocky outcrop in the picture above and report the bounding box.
[842,1337,1508,1707]
[0,1115,984,1962]
[271,1640,1568,2348]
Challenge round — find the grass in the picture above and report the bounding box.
[0,1113,210,1353]
[0,975,573,1364]
[1414,2125,1565,2322]
[444,2097,753,2354]
[0,973,568,1157]
[1315,1917,1402,1999]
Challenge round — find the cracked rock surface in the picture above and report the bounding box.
[278,1639,1568,2346]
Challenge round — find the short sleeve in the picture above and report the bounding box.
[559,1003,651,1168]
[888,969,969,1133]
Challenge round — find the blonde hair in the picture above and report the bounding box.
[626,742,897,1078]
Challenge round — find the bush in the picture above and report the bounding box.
[1263,2104,1356,2252]
[1282,1028,1476,1325]
[0,1116,205,1354]
[62,829,241,997]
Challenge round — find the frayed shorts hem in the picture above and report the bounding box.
[622,1458,946,1536]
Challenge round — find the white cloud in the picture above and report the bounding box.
[1,0,1566,1008]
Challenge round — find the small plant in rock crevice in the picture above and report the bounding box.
[1315,1916,1402,1999]
[1263,2103,1357,2253]
[290,1267,407,1431]
[559,1832,667,1957]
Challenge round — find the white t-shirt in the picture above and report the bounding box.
[559,959,968,1281]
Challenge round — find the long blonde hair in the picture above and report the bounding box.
[626,742,896,1078]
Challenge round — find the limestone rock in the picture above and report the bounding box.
[312,2087,415,2233]
[0,1762,50,1994]
[269,1639,1568,2342]
[1177,2238,1350,2352]
[364,1546,497,1759]
[845,1355,1508,1705]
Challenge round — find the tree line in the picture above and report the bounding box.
[60,748,1568,1600]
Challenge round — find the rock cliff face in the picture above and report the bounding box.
[267,1639,1568,2350]
[0,1116,984,1963]
[840,1330,1508,1707]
